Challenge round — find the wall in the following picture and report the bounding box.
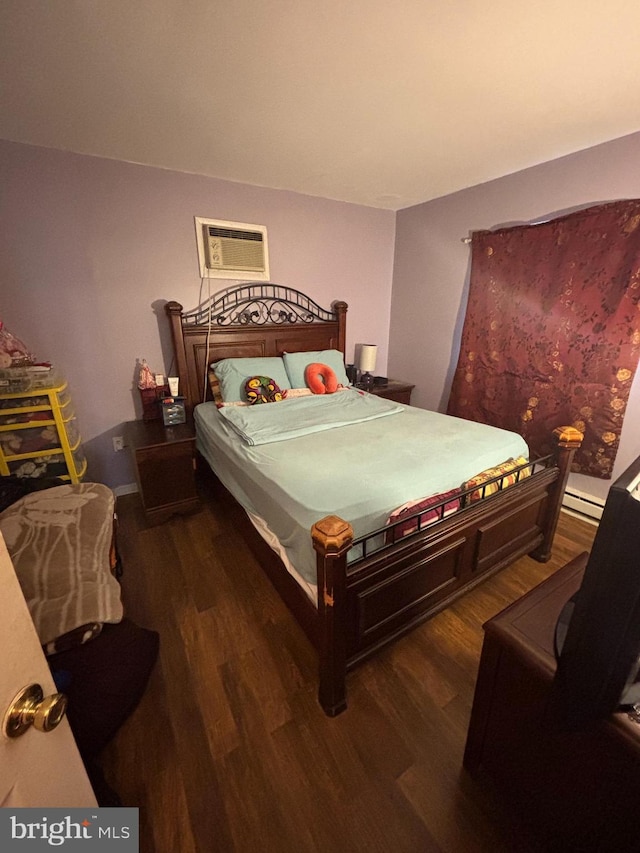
[0,140,396,489]
[390,130,640,503]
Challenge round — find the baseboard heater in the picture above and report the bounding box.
[562,488,605,521]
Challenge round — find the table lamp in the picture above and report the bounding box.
[358,344,377,390]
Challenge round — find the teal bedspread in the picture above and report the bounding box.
[195,390,529,589]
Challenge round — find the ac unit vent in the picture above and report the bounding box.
[195,217,270,281]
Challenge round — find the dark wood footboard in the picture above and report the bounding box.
[312,426,582,716]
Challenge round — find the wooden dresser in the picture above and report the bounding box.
[464,554,640,850]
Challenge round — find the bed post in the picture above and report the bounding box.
[332,301,348,356]
[164,301,191,411]
[311,515,353,717]
[531,426,583,562]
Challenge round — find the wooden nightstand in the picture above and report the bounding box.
[367,379,414,405]
[126,419,200,525]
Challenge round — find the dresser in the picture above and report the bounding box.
[464,554,640,850]
[0,372,86,482]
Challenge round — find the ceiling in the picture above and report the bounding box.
[2,1,640,210]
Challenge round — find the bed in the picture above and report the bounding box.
[165,283,582,716]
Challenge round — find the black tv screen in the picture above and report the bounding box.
[550,454,640,729]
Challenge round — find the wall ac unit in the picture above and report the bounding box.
[195,217,270,281]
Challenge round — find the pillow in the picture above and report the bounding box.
[245,375,286,404]
[208,370,225,406]
[386,489,462,543]
[305,363,339,394]
[283,350,350,389]
[211,357,291,403]
[464,456,531,503]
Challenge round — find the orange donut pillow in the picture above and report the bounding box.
[305,362,339,394]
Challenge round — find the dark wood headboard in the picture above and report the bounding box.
[165,283,348,415]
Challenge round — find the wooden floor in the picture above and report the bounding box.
[101,477,597,853]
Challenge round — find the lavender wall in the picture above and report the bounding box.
[0,140,395,488]
[390,130,640,503]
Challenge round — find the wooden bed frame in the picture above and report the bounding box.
[165,283,582,716]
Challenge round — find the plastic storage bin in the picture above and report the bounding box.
[0,374,86,482]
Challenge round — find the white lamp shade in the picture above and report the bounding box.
[359,344,377,373]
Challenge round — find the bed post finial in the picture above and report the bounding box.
[552,425,584,448]
[312,515,353,717]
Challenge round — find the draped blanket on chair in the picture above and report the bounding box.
[447,200,640,478]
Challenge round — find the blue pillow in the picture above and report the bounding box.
[283,350,350,389]
[212,357,291,402]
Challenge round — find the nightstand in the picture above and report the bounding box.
[367,380,414,405]
[126,419,200,524]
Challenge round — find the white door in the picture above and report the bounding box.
[0,532,96,807]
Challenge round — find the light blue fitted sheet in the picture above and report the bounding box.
[194,390,529,587]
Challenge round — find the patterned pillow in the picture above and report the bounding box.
[208,370,225,407]
[212,357,291,403]
[386,489,462,543]
[244,375,286,404]
[463,456,531,503]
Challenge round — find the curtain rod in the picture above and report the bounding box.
[461,216,557,244]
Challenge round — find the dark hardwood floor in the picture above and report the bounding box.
[101,476,597,852]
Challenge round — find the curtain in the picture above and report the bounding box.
[447,200,640,478]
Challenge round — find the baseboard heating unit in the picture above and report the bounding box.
[562,488,605,522]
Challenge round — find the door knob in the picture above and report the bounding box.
[3,684,68,739]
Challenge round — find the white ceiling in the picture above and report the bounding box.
[2,1,640,210]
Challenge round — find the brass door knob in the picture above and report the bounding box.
[3,684,68,738]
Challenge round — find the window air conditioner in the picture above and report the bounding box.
[195,217,270,281]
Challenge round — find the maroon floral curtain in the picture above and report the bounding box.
[447,200,640,478]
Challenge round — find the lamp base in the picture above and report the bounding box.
[358,371,374,391]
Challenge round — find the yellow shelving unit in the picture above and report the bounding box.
[0,372,87,482]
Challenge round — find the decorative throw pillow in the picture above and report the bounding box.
[305,363,339,394]
[207,370,225,407]
[244,375,286,404]
[386,489,462,543]
[464,456,531,503]
[212,357,291,403]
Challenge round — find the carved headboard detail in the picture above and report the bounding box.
[165,283,348,414]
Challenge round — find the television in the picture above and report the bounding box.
[550,453,640,730]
